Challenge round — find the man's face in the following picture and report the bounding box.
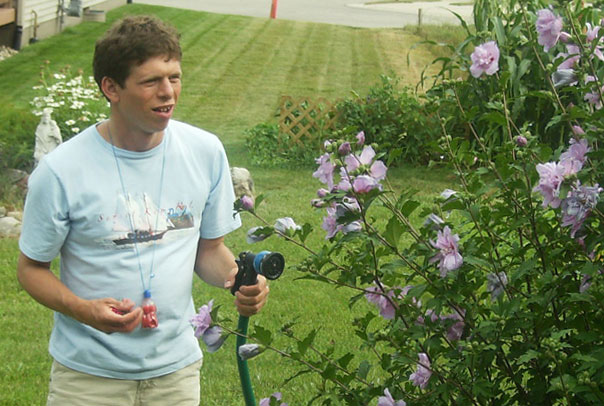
[113,55,182,137]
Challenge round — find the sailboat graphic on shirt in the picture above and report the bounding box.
[112,193,173,246]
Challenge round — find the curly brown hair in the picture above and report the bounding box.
[93,15,182,92]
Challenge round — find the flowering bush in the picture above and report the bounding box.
[30,61,108,140]
[213,1,604,404]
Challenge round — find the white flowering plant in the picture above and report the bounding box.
[30,61,108,140]
[209,1,604,405]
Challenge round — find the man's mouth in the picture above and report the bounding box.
[153,105,173,113]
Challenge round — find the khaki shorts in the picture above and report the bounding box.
[46,359,202,406]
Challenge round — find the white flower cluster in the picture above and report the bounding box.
[30,66,109,137]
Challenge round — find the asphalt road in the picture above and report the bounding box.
[135,0,473,28]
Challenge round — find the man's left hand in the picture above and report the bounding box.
[225,269,269,316]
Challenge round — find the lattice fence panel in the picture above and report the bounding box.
[278,96,339,150]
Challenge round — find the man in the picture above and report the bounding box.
[17,15,268,405]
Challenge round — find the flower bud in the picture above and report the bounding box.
[238,343,265,360]
[338,142,351,156]
[241,195,254,211]
[515,135,528,147]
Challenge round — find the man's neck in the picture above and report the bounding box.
[100,119,164,152]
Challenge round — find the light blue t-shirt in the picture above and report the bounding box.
[19,120,241,379]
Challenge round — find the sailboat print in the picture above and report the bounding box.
[112,193,172,246]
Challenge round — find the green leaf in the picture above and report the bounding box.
[517,349,540,364]
[401,200,421,217]
[337,353,354,369]
[491,17,506,46]
[251,325,272,346]
[298,329,318,356]
[384,216,404,246]
[357,360,371,380]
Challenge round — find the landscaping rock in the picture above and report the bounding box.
[0,206,5,217]
[0,216,21,238]
[0,45,17,62]
[7,211,22,221]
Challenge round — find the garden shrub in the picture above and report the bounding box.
[204,1,604,405]
[245,122,319,168]
[335,75,440,165]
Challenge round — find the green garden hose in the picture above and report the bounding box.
[237,315,256,406]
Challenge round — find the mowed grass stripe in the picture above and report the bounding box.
[206,20,302,136]
[178,18,273,129]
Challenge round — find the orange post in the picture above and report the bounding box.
[270,0,278,19]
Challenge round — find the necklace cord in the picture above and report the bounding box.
[107,122,167,294]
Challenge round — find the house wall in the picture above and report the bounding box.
[14,0,125,48]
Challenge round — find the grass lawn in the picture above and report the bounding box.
[0,4,461,405]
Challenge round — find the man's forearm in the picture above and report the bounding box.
[194,237,237,288]
[17,252,86,319]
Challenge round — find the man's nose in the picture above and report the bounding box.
[157,78,175,99]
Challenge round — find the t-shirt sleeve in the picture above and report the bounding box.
[19,159,71,262]
[199,142,241,239]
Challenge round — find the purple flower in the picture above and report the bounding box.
[259,392,287,406]
[536,8,563,51]
[533,162,566,208]
[311,198,325,208]
[586,23,604,61]
[556,44,580,70]
[552,69,578,88]
[515,135,528,147]
[561,182,602,237]
[423,213,444,230]
[370,159,388,181]
[584,76,604,109]
[378,388,406,406]
[353,174,380,194]
[274,217,301,236]
[441,310,465,341]
[430,226,463,277]
[202,325,227,353]
[321,206,339,239]
[346,145,376,171]
[341,221,362,234]
[487,272,508,301]
[338,142,351,155]
[313,153,336,190]
[572,125,585,135]
[470,41,500,78]
[580,273,592,293]
[365,286,397,320]
[559,138,590,176]
[190,299,213,338]
[241,195,254,211]
[356,130,365,145]
[238,343,264,360]
[440,189,457,199]
[246,226,271,244]
[317,188,329,198]
[337,167,353,192]
[409,353,432,389]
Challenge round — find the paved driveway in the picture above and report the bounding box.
[135,0,473,28]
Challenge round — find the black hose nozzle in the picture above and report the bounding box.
[231,251,285,294]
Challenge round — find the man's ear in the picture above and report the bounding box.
[100,77,121,103]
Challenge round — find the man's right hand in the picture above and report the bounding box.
[17,252,143,334]
[76,298,143,334]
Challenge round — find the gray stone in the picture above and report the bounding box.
[0,216,21,238]
[231,167,255,199]
[7,211,22,221]
[0,206,5,217]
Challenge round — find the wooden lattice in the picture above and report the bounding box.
[278,96,339,149]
